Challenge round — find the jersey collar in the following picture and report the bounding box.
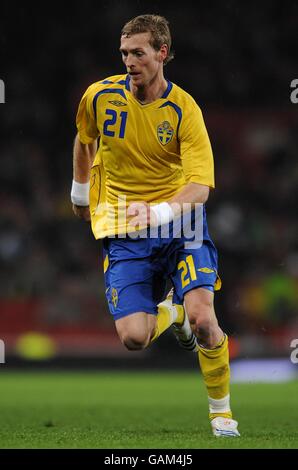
[125,74,173,99]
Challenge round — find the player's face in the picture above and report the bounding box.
[120,32,165,87]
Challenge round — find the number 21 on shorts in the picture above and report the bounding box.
[178,255,197,288]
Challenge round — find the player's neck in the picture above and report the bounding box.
[131,75,168,104]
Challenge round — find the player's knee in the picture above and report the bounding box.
[187,300,212,321]
[115,312,155,351]
[186,290,213,323]
[187,302,216,336]
[193,313,215,336]
[121,332,150,351]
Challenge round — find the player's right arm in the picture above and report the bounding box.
[72,135,97,221]
[71,83,100,222]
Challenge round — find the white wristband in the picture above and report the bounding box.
[71,180,90,206]
[151,202,174,226]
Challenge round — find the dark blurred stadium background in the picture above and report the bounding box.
[0,0,297,375]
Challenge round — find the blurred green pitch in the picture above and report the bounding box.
[0,371,297,449]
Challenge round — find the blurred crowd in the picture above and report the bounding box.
[0,0,297,354]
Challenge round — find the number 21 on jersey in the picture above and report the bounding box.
[103,109,128,138]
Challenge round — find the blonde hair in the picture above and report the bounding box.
[121,14,174,65]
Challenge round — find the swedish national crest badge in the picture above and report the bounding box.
[111,288,118,308]
[157,121,174,145]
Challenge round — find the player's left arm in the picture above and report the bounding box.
[128,100,214,227]
[147,101,214,225]
[168,181,209,209]
[128,182,209,228]
[168,100,214,210]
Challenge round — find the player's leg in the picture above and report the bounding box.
[184,287,231,413]
[103,236,182,350]
[171,238,240,436]
[185,287,239,436]
[151,289,198,351]
[114,284,188,349]
[149,289,183,342]
[115,299,186,350]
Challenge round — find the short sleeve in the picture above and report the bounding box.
[179,100,215,188]
[76,84,100,144]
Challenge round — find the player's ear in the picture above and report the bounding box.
[159,44,168,63]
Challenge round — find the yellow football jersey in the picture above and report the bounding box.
[76,74,214,239]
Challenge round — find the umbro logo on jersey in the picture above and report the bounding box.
[108,100,127,107]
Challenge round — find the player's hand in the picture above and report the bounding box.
[127,202,158,229]
[72,204,91,222]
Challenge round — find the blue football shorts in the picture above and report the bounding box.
[102,209,221,320]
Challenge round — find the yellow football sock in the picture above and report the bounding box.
[150,303,184,343]
[173,304,184,325]
[198,334,232,420]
